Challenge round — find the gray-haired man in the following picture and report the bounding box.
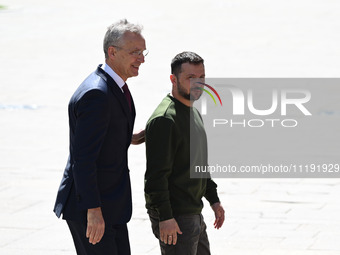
[54,19,147,255]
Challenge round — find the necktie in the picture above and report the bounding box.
[122,83,132,112]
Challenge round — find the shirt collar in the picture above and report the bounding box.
[101,63,125,92]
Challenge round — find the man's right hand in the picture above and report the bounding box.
[86,207,105,245]
[159,218,182,245]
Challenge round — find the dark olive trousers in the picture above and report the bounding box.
[148,210,211,255]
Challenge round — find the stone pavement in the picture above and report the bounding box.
[1,0,340,254]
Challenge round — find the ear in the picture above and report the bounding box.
[170,74,177,87]
[108,46,116,59]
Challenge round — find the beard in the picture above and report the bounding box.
[177,81,202,101]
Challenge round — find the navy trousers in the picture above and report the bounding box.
[66,220,130,255]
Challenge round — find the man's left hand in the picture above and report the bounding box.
[211,202,225,229]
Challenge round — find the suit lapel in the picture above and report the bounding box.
[96,66,135,133]
[130,94,136,119]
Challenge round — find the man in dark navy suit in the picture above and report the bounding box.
[53,19,147,255]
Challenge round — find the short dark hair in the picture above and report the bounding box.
[171,51,204,78]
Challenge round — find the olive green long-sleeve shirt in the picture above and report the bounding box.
[144,95,220,221]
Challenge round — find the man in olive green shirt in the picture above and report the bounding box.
[144,52,225,255]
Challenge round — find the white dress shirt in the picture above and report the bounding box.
[101,63,125,93]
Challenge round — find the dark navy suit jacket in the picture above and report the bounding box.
[53,65,135,224]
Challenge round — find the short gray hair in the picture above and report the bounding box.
[103,19,143,59]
